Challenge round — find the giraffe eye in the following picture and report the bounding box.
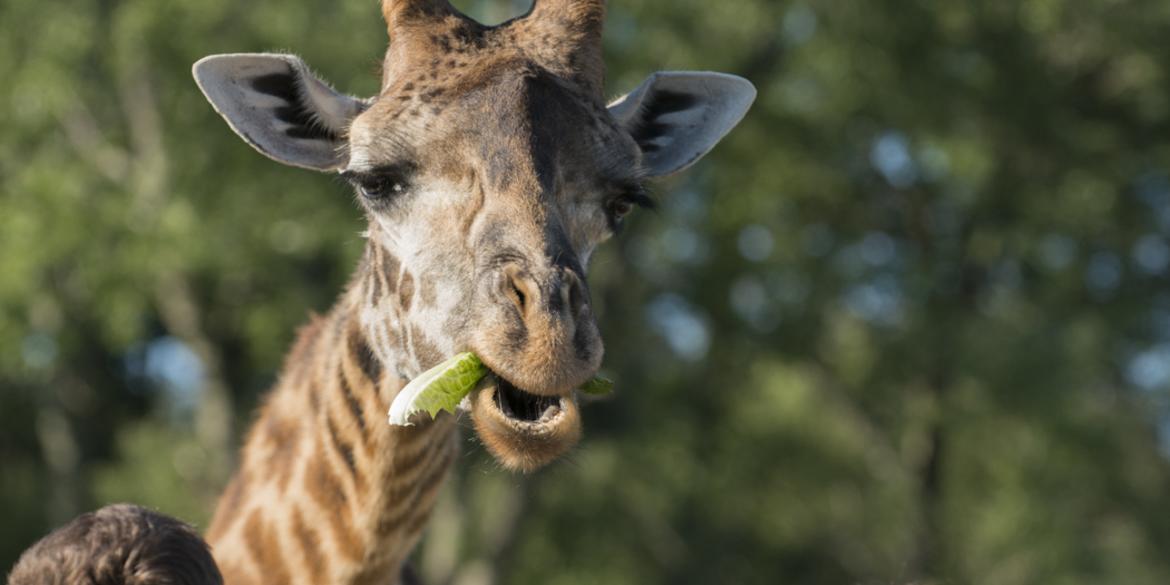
[608,199,634,220]
[605,184,654,230]
[342,163,415,201]
[358,175,406,199]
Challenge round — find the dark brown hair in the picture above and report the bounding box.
[7,504,222,585]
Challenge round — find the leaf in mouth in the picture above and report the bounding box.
[388,352,488,426]
[387,352,616,426]
[579,375,614,396]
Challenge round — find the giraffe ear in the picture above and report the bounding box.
[609,72,756,178]
[193,53,367,172]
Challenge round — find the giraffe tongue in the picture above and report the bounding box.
[493,376,560,422]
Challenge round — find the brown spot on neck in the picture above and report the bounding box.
[291,507,328,583]
[305,444,365,563]
[381,247,401,293]
[399,271,415,311]
[348,325,383,384]
[243,511,292,584]
[410,324,443,368]
[262,415,300,491]
[419,278,438,308]
[339,368,370,443]
[326,413,363,492]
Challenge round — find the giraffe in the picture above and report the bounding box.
[190,1,755,583]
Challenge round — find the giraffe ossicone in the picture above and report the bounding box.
[194,1,754,583]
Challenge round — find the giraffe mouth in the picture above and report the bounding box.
[493,375,562,423]
[469,373,583,472]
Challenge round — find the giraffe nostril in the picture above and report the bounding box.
[510,279,527,311]
[493,263,590,323]
[498,265,537,315]
[564,271,588,318]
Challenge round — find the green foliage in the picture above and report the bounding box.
[92,421,214,528]
[3,0,1170,583]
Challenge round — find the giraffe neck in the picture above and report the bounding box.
[206,279,459,585]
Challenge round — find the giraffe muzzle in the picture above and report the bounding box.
[466,256,600,471]
[472,260,604,398]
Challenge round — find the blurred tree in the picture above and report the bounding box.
[2,0,1170,584]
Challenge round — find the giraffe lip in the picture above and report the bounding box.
[489,373,563,423]
[469,372,583,472]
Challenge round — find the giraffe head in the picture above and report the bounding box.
[193,0,754,472]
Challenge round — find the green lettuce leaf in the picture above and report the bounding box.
[387,352,488,426]
[579,375,614,396]
[387,352,615,426]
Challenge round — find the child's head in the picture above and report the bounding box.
[7,504,222,585]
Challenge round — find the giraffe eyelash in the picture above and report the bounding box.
[622,184,656,211]
[341,162,418,202]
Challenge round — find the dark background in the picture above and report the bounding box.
[3,0,1170,583]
